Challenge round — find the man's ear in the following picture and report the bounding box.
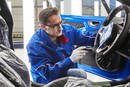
[41,24,46,30]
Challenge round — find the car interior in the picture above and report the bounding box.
[0,0,130,87]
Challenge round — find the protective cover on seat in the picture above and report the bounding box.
[0,16,10,48]
[0,0,46,86]
[0,16,31,87]
[0,44,30,87]
[44,76,91,87]
[0,12,45,87]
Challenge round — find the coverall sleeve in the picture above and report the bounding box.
[71,26,97,46]
[27,43,74,84]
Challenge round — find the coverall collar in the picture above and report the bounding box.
[40,28,68,48]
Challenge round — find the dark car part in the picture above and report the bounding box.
[110,77,130,86]
[0,0,14,50]
[94,5,130,71]
[115,31,130,59]
[117,0,130,6]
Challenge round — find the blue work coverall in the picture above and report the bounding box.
[27,24,96,84]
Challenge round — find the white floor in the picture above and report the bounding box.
[15,48,110,82]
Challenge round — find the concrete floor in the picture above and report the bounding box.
[15,48,110,82]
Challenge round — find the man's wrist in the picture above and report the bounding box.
[70,57,77,63]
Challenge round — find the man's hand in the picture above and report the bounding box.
[70,46,88,63]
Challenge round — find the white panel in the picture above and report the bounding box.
[49,0,56,7]
[43,1,47,9]
[71,0,82,15]
[94,0,99,16]
[23,0,34,47]
[23,0,34,62]
[60,1,64,14]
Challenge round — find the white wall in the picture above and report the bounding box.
[94,0,99,16]
[64,0,82,15]
[43,0,47,9]
[23,0,35,66]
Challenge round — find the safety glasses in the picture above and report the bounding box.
[46,20,63,28]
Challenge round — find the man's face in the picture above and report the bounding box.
[45,14,63,37]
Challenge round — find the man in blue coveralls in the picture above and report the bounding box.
[27,7,96,84]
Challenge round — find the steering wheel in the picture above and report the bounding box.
[94,5,130,71]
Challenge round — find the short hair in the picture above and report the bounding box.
[39,7,59,25]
